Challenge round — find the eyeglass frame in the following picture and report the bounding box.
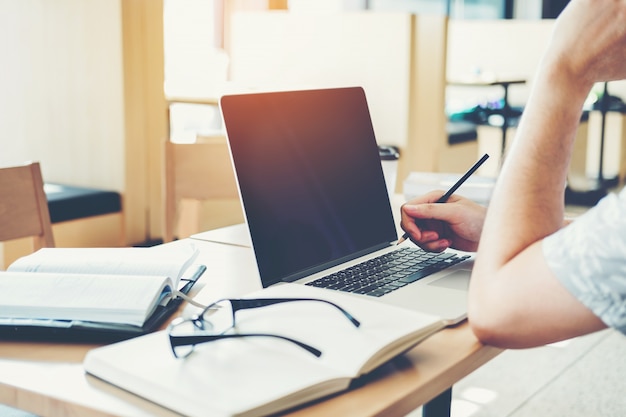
[168,297,361,359]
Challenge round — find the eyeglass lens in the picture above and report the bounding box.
[169,299,235,357]
[169,297,360,358]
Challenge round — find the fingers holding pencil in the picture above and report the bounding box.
[399,193,486,252]
[397,154,489,252]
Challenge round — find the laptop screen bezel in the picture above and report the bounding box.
[220,87,398,287]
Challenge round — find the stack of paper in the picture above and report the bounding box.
[403,171,496,204]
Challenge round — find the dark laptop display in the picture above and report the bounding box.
[221,87,397,285]
[221,86,472,324]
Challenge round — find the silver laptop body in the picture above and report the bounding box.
[220,87,472,324]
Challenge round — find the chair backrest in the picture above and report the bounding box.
[0,162,55,249]
[163,138,240,242]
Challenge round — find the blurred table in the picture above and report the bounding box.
[449,77,526,161]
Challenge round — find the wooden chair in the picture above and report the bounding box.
[0,162,55,267]
[162,138,241,242]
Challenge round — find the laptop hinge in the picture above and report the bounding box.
[279,242,392,284]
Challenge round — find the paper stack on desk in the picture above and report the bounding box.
[403,171,496,204]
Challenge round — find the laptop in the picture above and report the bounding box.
[220,86,472,324]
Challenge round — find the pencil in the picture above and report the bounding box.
[396,153,490,245]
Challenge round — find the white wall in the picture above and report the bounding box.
[0,0,125,191]
[514,0,542,19]
[228,11,413,149]
[446,19,626,111]
[446,19,555,110]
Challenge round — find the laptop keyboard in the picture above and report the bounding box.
[305,247,470,297]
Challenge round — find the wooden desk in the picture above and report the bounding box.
[0,238,501,417]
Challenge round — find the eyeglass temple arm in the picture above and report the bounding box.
[170,333,322,357]
[231,298,361,327]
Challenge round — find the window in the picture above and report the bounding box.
[164,0,226,142]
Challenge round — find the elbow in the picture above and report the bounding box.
[468,311,506,347]
[467,296,534,349]
[467,304,504,347]
[467,280,520,348]
[467,274,502,346]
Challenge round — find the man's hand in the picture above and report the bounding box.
[400,191,486,253]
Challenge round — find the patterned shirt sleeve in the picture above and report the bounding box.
[542,187,626,334]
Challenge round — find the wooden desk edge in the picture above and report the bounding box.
[0,322,502,417]
[283,322,503,417]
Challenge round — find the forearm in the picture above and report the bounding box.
[468,68,597,347]
[465,0,626,347]
[473,64,592,276]
[474,0,626,275]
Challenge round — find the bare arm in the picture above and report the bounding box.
[468,0,626,347]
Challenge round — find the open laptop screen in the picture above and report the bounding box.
[221,87,397,286]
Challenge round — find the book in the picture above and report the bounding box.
[84,283,447,417]
[0,272,173,326]
[0,244,204,341]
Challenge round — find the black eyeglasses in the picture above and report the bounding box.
[168,297,361,358]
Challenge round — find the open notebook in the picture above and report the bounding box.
[84,283,447,417]
[220,86,473,324]
[0,245,206,342]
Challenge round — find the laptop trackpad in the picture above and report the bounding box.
[428,270,471,291]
